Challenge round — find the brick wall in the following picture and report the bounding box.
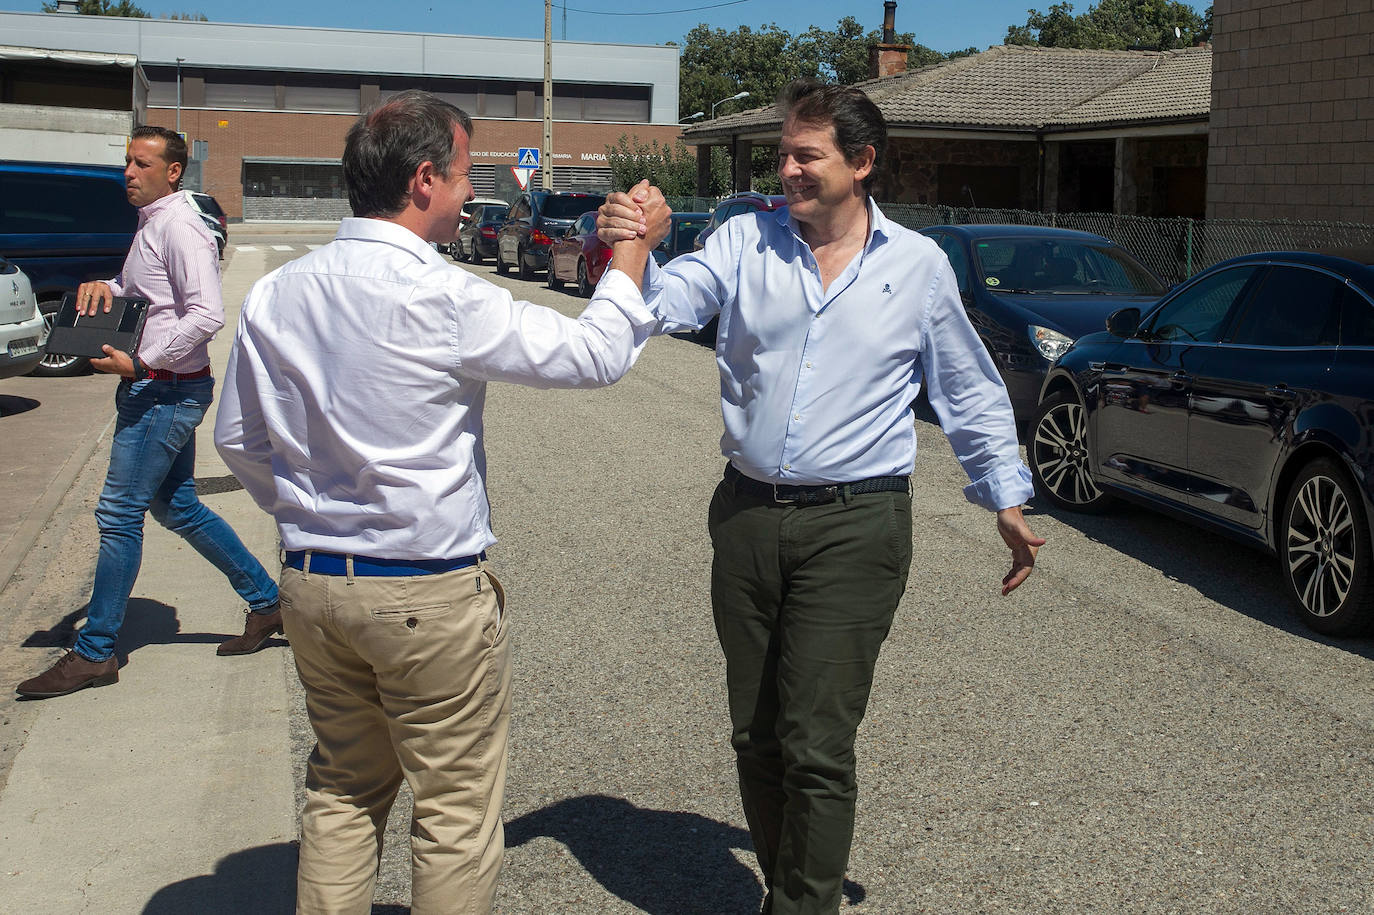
[150,106,683,220]
[1208,0,1374,221]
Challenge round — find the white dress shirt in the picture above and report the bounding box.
[642,200,1032,510]
[215,217,656,559]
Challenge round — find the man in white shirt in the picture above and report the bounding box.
[214,90,667,914]
[599,80,1044,914]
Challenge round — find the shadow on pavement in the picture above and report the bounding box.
[19,598,285,658]
[505,793,867,913]
[0,394,40,417]
[143,840,297,913]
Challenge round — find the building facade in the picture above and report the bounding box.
[0,11,683,219]
[1208,0,1374,222]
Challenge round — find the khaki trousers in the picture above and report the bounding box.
[280,558,511,915]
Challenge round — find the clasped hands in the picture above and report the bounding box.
[598,179,671,249]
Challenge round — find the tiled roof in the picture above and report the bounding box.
[684,44,1211,139]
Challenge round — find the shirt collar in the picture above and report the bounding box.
[776,196,893,250]
[335,217,447,265]
[137,191,182,225]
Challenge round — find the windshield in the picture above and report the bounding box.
[540,195,606,220]
[479,206,507,221]
[973,238,1165,295]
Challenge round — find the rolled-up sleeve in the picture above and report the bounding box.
[920,260,1034,511]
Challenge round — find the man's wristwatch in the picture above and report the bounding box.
[132,355,149,381]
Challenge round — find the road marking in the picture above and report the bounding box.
[271,245,294,251]
[306,244,322,250]
[235,245,259,252]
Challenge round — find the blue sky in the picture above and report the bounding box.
[13,1,1207,52]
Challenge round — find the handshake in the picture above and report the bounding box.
[596,179,673,252]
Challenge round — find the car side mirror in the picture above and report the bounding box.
[1106,307,1142,338]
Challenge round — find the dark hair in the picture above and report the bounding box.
[776,79,887,193]
[343,90,473,218]
[131,125,188,186]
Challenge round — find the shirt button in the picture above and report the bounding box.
[784,463,791,470]
[806,361,813,369]
[794,413,801,420]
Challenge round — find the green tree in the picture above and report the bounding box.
[41,0,148,15]
[1006,1,1210,49]
[605,135,707,197]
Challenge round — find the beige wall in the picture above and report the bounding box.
[1208,0,1374,221]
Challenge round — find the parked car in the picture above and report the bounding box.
[546,211,608,297]
[0,257,45,380]
[1030,249,1374,636]
[182,190,228,258]
[450,197,506,258]
[456,204,508,264]
[496,191,606,279]
[653,212,710,266]
[694,191,786,251]
[0,160,137,376]
[920,225,1167,418]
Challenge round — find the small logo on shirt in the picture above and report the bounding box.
[881,283,892,294]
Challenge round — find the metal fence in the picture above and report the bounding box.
[665,196,716,215]
[876,203,1374,284]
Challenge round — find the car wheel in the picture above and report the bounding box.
[495,248,509,275]
[1281,457,1374,635]
[547,259,565,290]
[469,243,483,265]
[576,259,593,298]
[451,241,465,262]
[517,246,534,280]
[29,297,90,377]
[1029,390,1111,512]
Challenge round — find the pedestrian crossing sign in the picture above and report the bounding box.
[517,147,540,169]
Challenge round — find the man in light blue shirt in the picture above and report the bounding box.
[600,79,1044,914]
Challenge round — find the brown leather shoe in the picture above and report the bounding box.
[16,651,119,698]
[217,606,284,656]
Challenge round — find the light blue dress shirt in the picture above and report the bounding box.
[642,200,1033,511]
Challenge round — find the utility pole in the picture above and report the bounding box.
[542,0,553,190]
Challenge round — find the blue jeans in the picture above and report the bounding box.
[74,377,279,663]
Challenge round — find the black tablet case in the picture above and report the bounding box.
[45,293,150,358]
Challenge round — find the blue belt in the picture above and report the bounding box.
[284,550,485,577]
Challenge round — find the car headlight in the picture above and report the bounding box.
[1028,325,1074,362]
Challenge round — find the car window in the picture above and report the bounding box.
[542,196,606,219]
[1228,266,1342,347]
[1145,265,1259,343]
[933,235,970,294]
[674,219,706,251]
[0,172,137,235]
[480,206,507,221]
[574,213,597,235]
[1339,286,1374,346]
[511,198,531,220]
[973,238,1163,294]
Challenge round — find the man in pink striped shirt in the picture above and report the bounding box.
[17,126,281,699]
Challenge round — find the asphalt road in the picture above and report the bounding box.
[4,227,1373,913]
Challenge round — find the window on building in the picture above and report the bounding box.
[204,76,276,110]
[243,162,345,199]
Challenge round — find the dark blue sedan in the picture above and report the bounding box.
[1031,249,1374,636]
[920,225,1167,418]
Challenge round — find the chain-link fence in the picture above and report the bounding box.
[877,203,1374,284]
[665,196,716,214]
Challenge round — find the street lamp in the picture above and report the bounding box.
[680,111,705,123]
[175,57,185,133]
[711,91,750,118]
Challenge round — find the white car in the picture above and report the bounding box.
[0,258,45,380]
[182,190,229,258]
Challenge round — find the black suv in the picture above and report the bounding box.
[495,191,605,279]
[694,191,786,251]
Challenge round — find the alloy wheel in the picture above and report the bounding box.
[1285,473,1356,618]
[1030,395,1106,510]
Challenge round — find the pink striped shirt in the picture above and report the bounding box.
[107,191,223,372]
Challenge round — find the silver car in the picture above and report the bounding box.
[0,258,45,379]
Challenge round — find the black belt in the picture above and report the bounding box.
[284,550,485,577]
[724,464,909,506]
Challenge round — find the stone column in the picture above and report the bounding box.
[1114,136,1139,215]
[732,139,753,193]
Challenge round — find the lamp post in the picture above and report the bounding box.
[711,90,750,119]
[175,57,185,134]
[680,111,705,123]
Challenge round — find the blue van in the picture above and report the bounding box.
[0,160,137,376]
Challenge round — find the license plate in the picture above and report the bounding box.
[8,338,38,358]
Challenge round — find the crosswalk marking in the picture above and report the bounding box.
[271,245,294,251]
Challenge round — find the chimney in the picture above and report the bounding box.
[54,0,80,11]
[869,2,912,79]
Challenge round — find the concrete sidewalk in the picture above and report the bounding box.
[0,246,299,912]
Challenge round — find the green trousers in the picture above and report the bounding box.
[708,470,913,915]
